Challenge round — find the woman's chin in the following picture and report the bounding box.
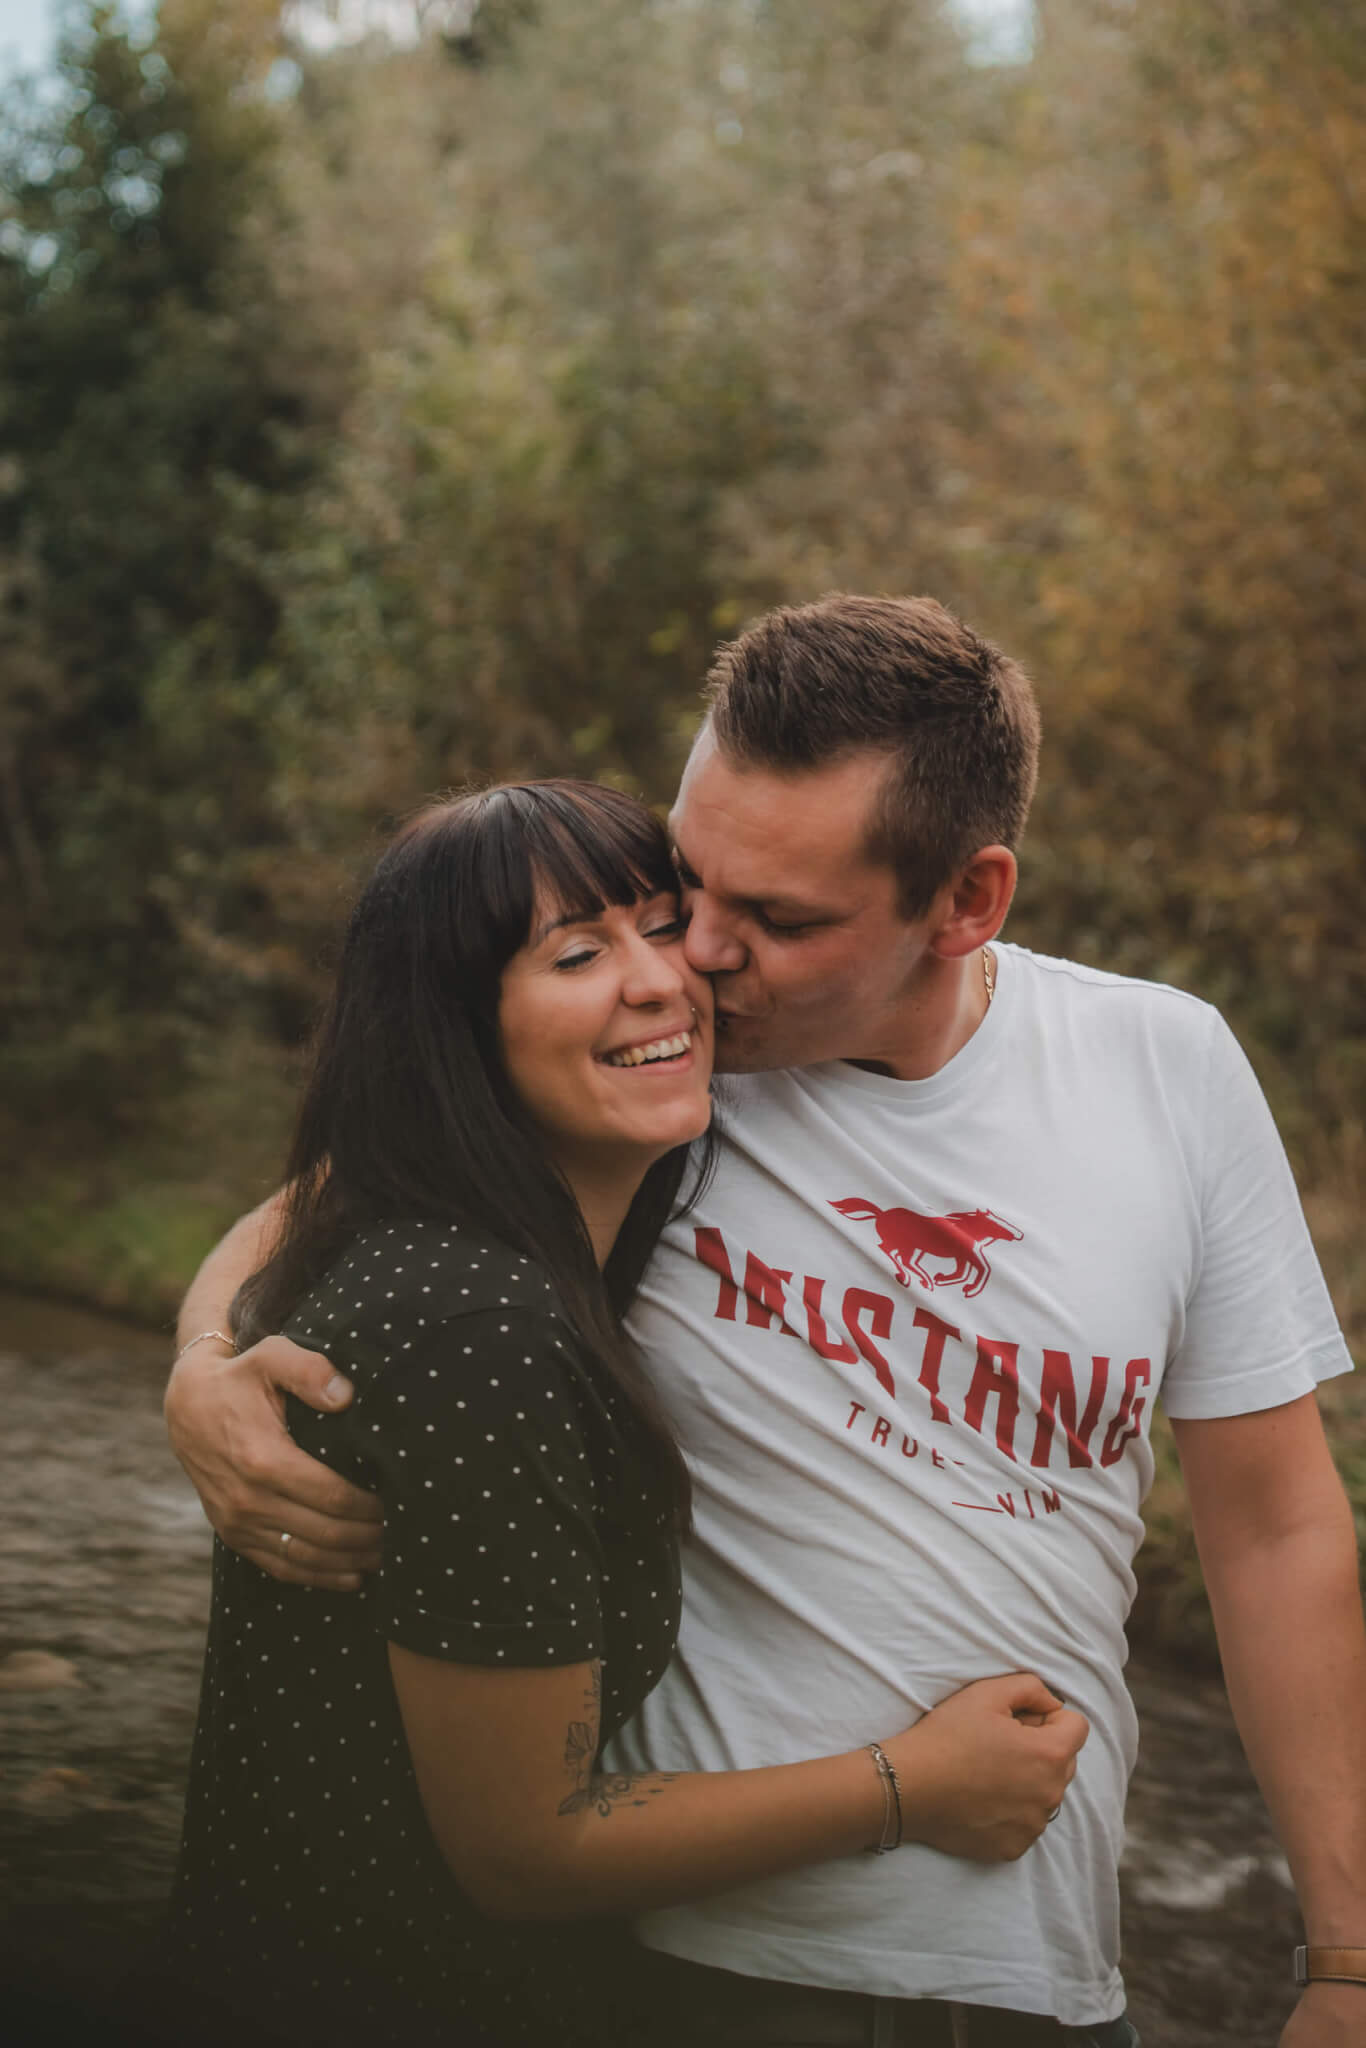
[634,1108,711,1159]
[629,1096,713,1162]
[601,1069,714,1155]
[662,1083,714,1147]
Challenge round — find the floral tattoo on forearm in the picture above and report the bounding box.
[557,1661,676,1817]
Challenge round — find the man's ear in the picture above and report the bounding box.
[929,846,1018,961]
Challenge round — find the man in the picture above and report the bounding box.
[168,595,1366,2046]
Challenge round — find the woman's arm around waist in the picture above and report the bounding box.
[389,1647,1089,1919]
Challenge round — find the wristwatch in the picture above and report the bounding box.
[1293,1946,1366,1986]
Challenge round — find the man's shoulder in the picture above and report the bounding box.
[1000,941,1209,1009]
[999,944,1223,1050]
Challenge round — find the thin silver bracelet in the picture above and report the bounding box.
[174,1328,235,1364]
[865,1742,903,1854]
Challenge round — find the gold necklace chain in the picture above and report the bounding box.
[983,946,996,1008]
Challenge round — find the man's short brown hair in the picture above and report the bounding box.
[703,593,1042,917]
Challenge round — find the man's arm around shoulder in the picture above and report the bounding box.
[166,1194,383,1588]
[1173,1394,1366,2048]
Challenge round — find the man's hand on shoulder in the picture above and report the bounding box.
[166,1333,384,1589]
[1281,1982,1366,2046]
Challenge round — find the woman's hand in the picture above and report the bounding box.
[885,1671,1089,1861]
[166,1332,384,1589]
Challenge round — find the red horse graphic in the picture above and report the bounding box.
[830,1198,1023,1299]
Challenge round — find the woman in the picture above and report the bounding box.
[167,780,1071,2048]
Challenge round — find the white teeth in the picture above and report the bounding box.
[603,1030,692,1068]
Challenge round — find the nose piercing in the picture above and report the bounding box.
[689,1003,700,1026]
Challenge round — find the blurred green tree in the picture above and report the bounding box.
[943,0,1366,1155]
[0,2,333,1117]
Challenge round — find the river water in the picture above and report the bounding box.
[0,1292,1302,2044]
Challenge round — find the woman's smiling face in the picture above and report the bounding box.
[498,886,714,1179]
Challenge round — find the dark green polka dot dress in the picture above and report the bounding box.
[169,1220,682,2046]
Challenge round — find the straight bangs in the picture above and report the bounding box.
[483,782,678,952]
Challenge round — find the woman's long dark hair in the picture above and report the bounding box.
[232,780,714,1529]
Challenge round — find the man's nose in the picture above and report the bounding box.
[683,894,748,976]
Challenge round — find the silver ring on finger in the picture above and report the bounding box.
[279,1530,293,1553]
[1045,1804,1062,1823]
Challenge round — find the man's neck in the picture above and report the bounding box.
[847,946,994,1083]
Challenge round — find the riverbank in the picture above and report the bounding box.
[0,1039,296,1327]
[0,1290,1314,2044]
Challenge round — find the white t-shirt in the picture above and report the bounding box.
[606,944,1351,2025]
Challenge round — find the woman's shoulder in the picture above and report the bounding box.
[285,1218,563,1356]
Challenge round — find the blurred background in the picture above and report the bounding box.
[0,1,1362,2040]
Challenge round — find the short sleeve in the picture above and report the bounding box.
[1161,1014,1353,1418]
[359,1306,608,1667]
